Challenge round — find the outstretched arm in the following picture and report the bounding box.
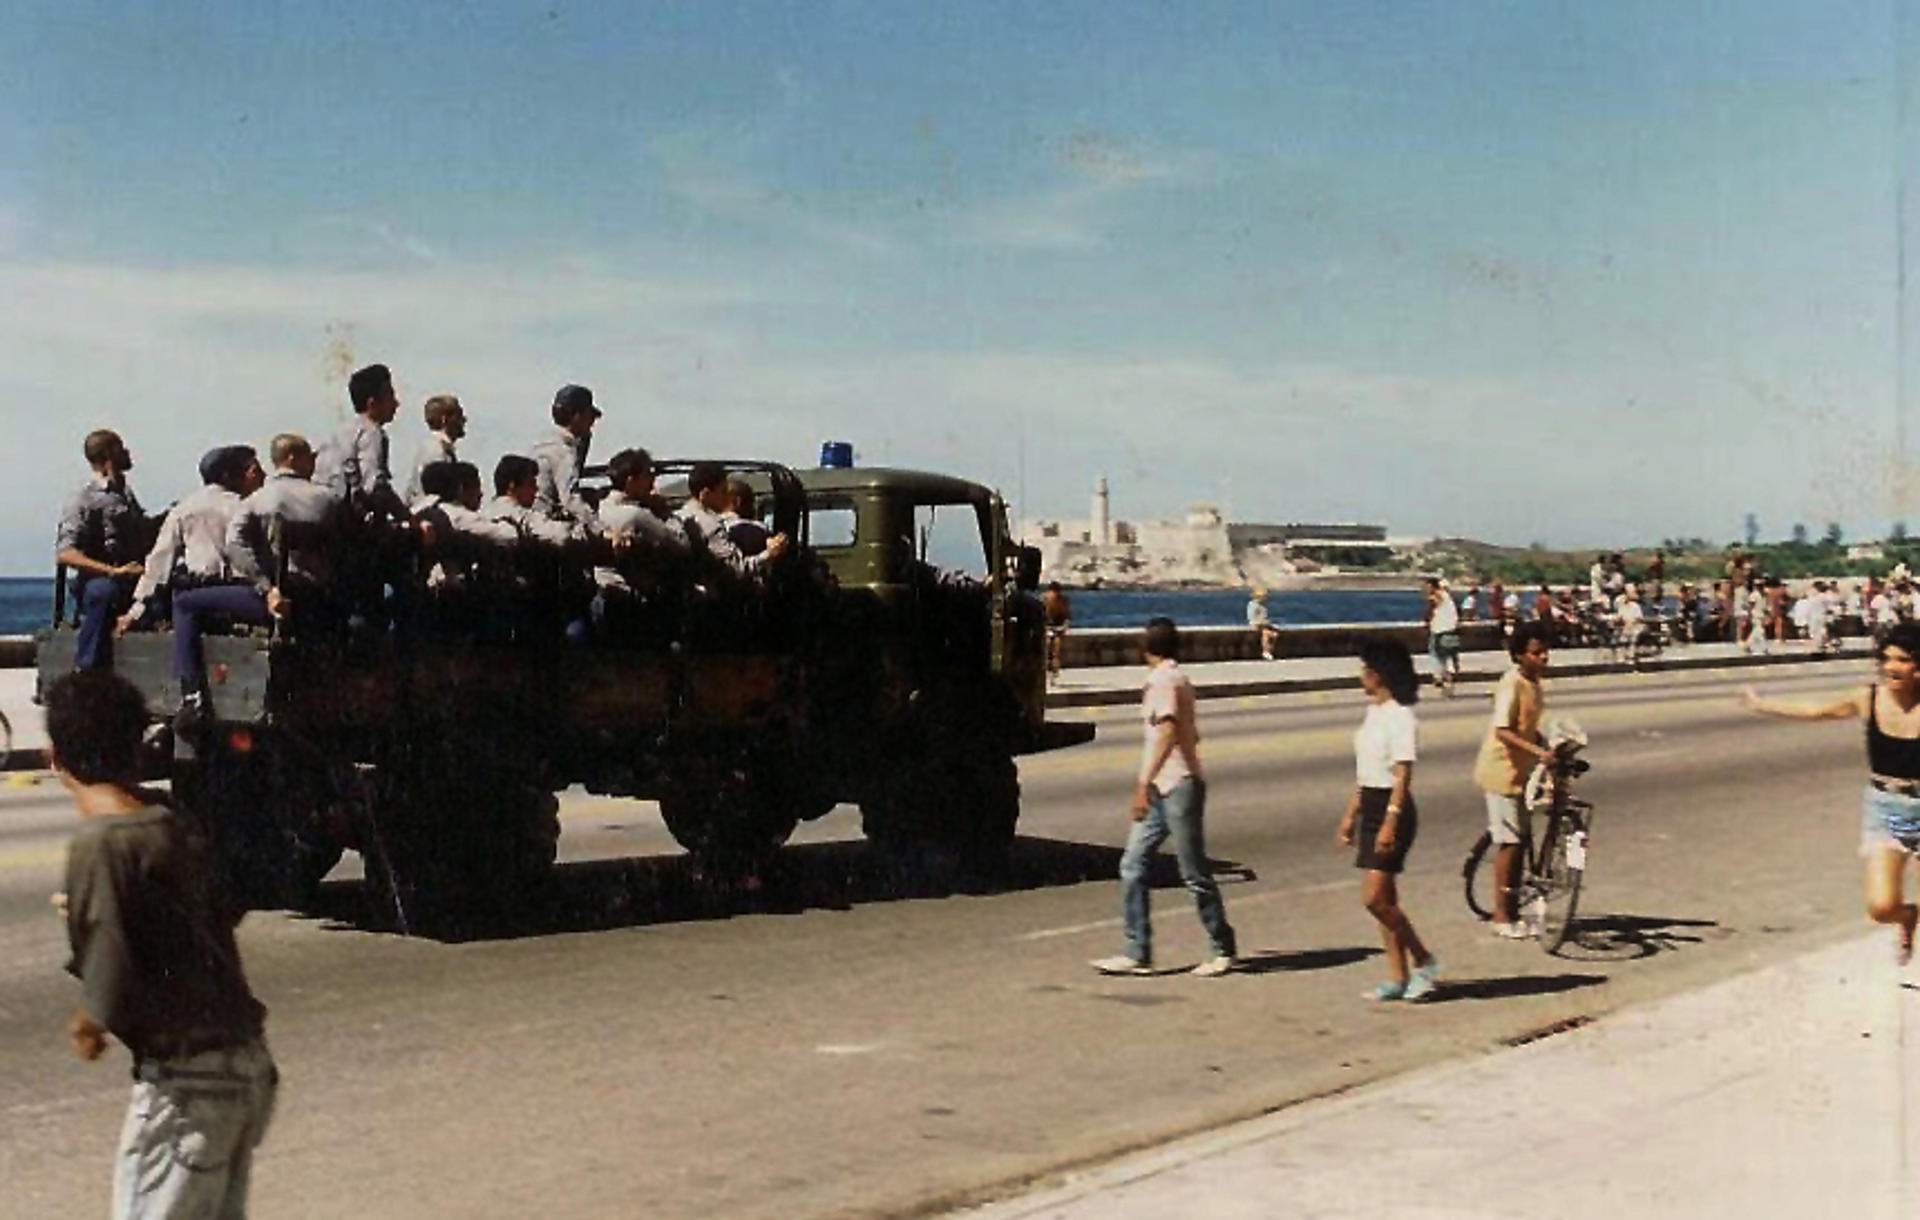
[1740,685,1867,721]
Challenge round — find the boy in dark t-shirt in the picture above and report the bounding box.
[48,671,276,1219]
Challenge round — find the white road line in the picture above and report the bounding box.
[1016,878,1350,941]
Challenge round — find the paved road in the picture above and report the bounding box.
[0,663,1883,1218]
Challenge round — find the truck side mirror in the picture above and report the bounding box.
[1015,546,1042,592]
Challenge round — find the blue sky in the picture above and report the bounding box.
[2,1,1914,571]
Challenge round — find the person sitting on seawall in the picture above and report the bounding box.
[403,394,466,508]
[1246,587,1279,661]
[119,446,265,638]
[674,461,790,578]
[55,429,150,671]
[225,433,347,634]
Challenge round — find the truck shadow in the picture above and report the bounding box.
[1550,914,1722,963]
[306,837,1254,942]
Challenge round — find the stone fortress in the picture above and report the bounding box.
[1019,478,1426,590]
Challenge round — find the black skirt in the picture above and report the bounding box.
[1353,787,1417,874]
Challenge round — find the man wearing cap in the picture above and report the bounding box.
[532,384,602,526]
[314,363,407,523]
[55,430,150,670]
[119,447,265,635]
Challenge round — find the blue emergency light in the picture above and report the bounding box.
[819,441,854,468]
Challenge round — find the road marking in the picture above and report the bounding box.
[815,1042,890,1056]
[1016,878,1351,941]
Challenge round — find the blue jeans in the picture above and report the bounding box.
[171,585,272,686]
[75,576,135,670]
[1120,777,1235,963]
[117,1040,277,1220]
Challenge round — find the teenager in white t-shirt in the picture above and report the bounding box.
[1339,639,1440,1002]
[1090,617,1238,978]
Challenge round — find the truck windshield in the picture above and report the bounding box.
[915,504,987,578]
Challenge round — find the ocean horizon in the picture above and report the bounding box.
[0,577,1430,636]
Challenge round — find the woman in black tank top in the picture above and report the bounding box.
[1743,621,1920,965]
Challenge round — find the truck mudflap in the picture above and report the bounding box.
[1014,719,1097,756]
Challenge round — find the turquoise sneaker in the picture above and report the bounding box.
[1404,961,1443,1003]
[1365,980,1407,1002]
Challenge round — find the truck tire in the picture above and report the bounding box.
[659,775,798,878]
[860,739,1020,883]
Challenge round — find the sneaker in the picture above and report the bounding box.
[1365,980,1406,1002]
[1490,921,1535,940]
[1403,961,1442,1002]
[1190,954,1235,978]
[1089,955,1153,976]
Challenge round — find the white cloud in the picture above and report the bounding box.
[0,250,1900,574]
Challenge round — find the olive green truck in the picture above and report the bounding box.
[35,462,1095,929]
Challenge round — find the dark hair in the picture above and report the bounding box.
[198,445,257,490]
[83,429,122,467]
[1878,622,1920,663]
[493,454,538,495]
[1508,620,1552,660]
[419,460,462,500]
[687,461,727,497]
[726,478,757,517]
[348,363,393,413]
[607,448,654,489]
[1143,616,1180,661]
[450,460,482,495]
[45,671,149,785]
[551,383,598,426]
[1358,639,1420,705]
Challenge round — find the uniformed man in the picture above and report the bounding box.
[55,430,149,670]
[403,394,467,507]
[120,446,265,635]
[723,479,770,558]
[415,460,521,587]
[314,363,407,522]
[531,383,601,525]
[227,433,347,622]
[485,454,588,549]
[675,461,790,577]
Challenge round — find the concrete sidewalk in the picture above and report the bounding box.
[960,932,1920,1220]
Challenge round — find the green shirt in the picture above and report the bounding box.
[65,805,265,1060]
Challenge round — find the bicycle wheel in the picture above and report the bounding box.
[1462,831,1496,920]
[1533,816,1587,953]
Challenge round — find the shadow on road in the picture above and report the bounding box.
[1233,946,1379,975]
[1553,913,1721,962]
[1425,973,1608,1003]
[305,836,1256,943]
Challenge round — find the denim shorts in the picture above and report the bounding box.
[1860,786,1920,858]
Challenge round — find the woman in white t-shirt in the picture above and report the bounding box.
[1338,639,1441,1002]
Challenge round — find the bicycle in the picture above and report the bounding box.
[1462,722,1594,953]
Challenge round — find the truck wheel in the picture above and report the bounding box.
[860,744,1020,884]
[659,781,798,878]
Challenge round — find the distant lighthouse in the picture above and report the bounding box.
[1092,476,1110,547]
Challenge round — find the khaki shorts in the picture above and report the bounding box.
[1485,791,1529,846]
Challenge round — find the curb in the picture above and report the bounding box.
[1044,645,1867,708]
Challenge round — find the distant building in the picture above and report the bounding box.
[1019,477,1401,588]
